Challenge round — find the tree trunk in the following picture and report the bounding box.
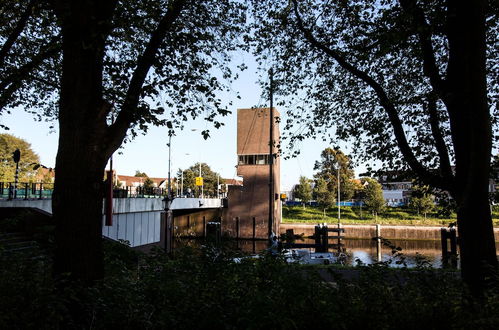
[456,185,497,294]
[52,2,114,282]
[445,0,498,294]
[53,148,107,282]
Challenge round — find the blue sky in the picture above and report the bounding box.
[0,52,365,191]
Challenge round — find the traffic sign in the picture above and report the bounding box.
[195,177,203,186]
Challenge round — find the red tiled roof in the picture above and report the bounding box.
[223,178,243,186]
[116,174,173,186]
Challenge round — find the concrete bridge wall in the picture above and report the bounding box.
[0,197,222,248]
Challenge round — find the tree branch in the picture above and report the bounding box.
[106,0,187,155]
[425,94,453,182]
[398,0,447,99]
[291,0,449,190]
[0,0,37,68]
[0,36,60,110]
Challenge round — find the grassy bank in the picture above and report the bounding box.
[1,241,498,328]
[282,205,499,226]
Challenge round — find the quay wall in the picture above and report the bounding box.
[280,223,499,242]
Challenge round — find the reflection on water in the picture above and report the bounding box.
[343,239,449,268]
[174,238,499,269]
[342,239,499,268]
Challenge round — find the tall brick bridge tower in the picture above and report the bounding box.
[223,107,281,239]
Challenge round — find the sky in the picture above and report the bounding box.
[0,53,365,192]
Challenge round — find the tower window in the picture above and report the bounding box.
[238,154,270,165]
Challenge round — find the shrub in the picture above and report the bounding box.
[1,244,498,328]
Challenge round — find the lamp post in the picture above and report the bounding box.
[9,149,21,200]
[337,164,341,225]
[191,129,204,198]
[164,121,175,253]
[217,172,220,199]
[167,121,173,198]
[199,161,203,198]
[182,153,191,197]
[180,170,184,197]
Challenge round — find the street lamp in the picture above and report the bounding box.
[164,121,174,253]
[191,128,204,198]
[182,153,192,197]
[337,164,341,225]
[167,121,173,198]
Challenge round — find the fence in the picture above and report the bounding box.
[113,186,167,198]
[0,182,170,200]
[0,182,54,200]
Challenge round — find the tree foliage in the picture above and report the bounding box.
[313,148,355,201]
[250,0,498,294]
[1,0,248,282]
[409,184,435,218]
[409,195,435,219]
[177,162,223,198]
[293,175,312,207]
[361,177,386,217]
[313,177,335,211]
[0,134,40,182]
[250,0,498,173]
[134,171,148,178]
[1,0,248,135]
[0,0,60,121]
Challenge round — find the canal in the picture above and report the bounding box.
[174,238,499,269]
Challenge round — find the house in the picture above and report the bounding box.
[112,173,174,196]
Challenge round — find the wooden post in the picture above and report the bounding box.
[376,224,382,262]
[203,216,206,237]
[441,228,448,258]
[315,225,326,252]
[236,217,240,239]
[252,217,256,240]
[322,225,328,252]
[165,212,173,254]
[449,227,457,255]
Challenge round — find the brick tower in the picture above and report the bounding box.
[223,107,281,239]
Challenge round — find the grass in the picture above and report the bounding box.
[282,205,499,226]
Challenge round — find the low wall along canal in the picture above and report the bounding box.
[280,223,499,242]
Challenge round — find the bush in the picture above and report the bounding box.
[1,244,498,328]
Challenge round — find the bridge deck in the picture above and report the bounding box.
[0,197,223,215]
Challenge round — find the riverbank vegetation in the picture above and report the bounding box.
[282,205,499,226]
[1,241,498,329]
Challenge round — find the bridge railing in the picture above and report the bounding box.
[0,182,54,200]
[113,186,167,198]
[0,182,189,200]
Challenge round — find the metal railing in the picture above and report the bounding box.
[113,186,167,198]
[0,182,54,200]
[0,182,205,200]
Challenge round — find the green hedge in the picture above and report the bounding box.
[1,243,498,328]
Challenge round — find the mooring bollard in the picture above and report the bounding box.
[375,224,382,262]
[441,228,448,257]
[441,226,458,267]
[206,222,221,245]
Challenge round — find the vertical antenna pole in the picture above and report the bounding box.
[337,165,340,225]
[268,69,274,245]
[105,114,114,226]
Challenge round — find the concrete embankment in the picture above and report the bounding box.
[280,223,499,242]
